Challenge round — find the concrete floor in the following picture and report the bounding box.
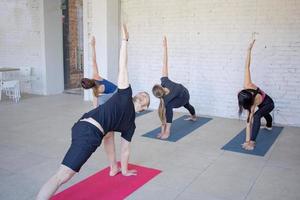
[0,94,300,200]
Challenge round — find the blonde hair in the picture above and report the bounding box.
[152,85,166,124]
[133,92,150,111]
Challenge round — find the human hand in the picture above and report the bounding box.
[163,36,167,47]
[248,39,256,51]
[122,24,129,41]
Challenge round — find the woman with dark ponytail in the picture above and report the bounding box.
[238,38,274,150]
[81,36,117,107]
[152,36,196,139]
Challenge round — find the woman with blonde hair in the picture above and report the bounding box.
[152,36,196,139]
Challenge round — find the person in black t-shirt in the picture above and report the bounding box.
[37,25,150,200]
[152,36,196,139]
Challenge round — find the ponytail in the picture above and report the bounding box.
[158,98,166,124]
[81,78,96,89]
[152,84,167,124]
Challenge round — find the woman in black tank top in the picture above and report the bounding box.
[237,39,274,150]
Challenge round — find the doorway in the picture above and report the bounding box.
[62,0,84,94]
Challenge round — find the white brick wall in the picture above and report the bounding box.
[0,0,44,94]
[2,0,299,126]
[83,0,120,101]
[121,0,300,126]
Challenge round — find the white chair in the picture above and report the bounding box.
[20,67,31,80]
[20,67,35,92]
[2,80,21,102]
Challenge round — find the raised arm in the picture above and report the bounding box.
[244,39,256,88]
[162,36,169,77]
[117,24,130,89]
[91,36,102,80]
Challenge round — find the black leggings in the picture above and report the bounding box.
[165,88,196,123]
[251,95,274,141]
[184,102,195,116]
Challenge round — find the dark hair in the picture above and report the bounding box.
[238,89,254,122]
[81,78,96,89]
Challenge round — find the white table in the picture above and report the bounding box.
[0,67,20,81]
[0,67,20,72]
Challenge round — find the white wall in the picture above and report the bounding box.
[42,0,64,94]
[121,0,300,126]
[83,0,120,101]
[2,0,299,126]
[0,0,44,94]
[0,0,64,95]
[107,0,120,84]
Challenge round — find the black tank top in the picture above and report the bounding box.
[245,87,263,99]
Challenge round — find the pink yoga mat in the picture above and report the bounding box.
[52,163,161,200]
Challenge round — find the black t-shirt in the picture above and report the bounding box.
[80,86,136,142]
[161,77,188,123]
[161,77,185,105]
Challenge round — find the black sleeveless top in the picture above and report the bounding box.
[245,87,266,104]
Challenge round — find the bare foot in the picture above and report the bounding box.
[109,166,121,176]
[160,132,170,139]
[184,115,197,121]
[122,169,137,176]
[265,126,272,131]
[156,132,163,139]
[261,125,272,131]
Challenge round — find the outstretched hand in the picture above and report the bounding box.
[122,24,129,41]
[91,36,96,47]
[241,141,255,150]
[163,36,167,47]
[248,39,256,51]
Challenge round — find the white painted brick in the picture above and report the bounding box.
[0,0,44,94]
[121,0,300,126]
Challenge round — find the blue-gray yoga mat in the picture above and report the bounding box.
[142,115,212,142]
[136,110,152,118]
[221,126,284,156]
